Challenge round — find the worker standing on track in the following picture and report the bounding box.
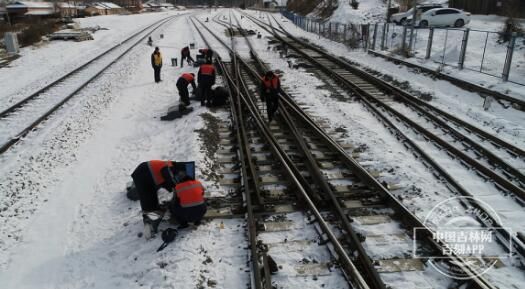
[131,160,177,239]
[260,71,281,122]
[169,172,207,229]
[151,47,163,83]
[176,72,197,106]
[197,61,216,106]
[180,46,195,67]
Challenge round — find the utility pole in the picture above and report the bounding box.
[408,0,418,52]
[385,0,391,22]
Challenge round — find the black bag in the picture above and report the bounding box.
[126,182,139,201]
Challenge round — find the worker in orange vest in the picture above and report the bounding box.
[198,48,213,63]
[131,160,178,238]
[151,47,162,83]
[180,46,195,67]
[176,72,197,106]
[260,71,281,122]
[169,172,207,229]
[197,61,216,106]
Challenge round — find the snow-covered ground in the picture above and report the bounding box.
[239,9,525,288]
[1,7,524,289]
[288,1,525,94]
[266,11,525,144]
[324,0,387,24]
[0,10,250,289]
[0,12,180,107]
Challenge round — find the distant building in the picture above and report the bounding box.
[85,2,126,16]
[6,1,56,19]
[263,0,286,10]
[143,0,174,11]
[57,2,85,18]
[112,0,143,13]
[449,0,525,17]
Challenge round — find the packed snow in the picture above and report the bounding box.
[1,6,524,289]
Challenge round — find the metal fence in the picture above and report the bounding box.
[282,11,525,86]
[368,23,524,85]
[282,11,370,50]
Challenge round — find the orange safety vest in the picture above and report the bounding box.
[147,160,173,186]
[175,180,205,208]
[199,64,215,76]
[262,76,280,90]
[181,73,194,83]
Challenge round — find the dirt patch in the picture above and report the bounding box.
[195,112,222,185]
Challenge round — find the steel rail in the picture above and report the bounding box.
[190,14,267,289]
[206,12,494,289]
[255,12,525,159]
[0,16,174,119]
[193,16,371,289]
[0,16,179,155]
[367,49,525,110]
[239,11,507,289]
[258,13,525,201]
[231,13,388,289]
[243,11,525,254]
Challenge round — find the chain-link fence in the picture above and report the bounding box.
[282,11,525,86]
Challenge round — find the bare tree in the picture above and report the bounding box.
[1,0,12,26]
[500,0,523,42]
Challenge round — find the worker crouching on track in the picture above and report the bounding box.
[131,160,177,239]
[151,47,163,83]
[169,172,207,229]
[176,73,197,107]
[260,70,281,122]
[197,61,216,106]
[198,48,213,63]
[180,46,195,67]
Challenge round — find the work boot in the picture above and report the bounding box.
[143,211,164,239]
[178,222,189,230]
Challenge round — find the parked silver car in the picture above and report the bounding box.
[390,4,443,25]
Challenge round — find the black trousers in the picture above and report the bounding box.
[153,66,161,82]
[131,162,160,212]
[266,94,279,121]
[199,83,213,105]
[170,203,207,225]
[177,83,190,105]
[180,55,195,67]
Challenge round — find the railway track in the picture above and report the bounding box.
[366,50,525,111]
[238,9,525,256]
[190,12,514,289]
[0,15,180,155]
[251,12,525,197]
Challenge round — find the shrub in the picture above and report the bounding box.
[18,20,58,47]
[499,17,523,43]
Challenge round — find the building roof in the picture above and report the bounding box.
[25,10,56,15]
[87,2,122,9]
[99,2,122,9]
[145,1,174,8]
[57,2,83,9]
[7,1,55,9]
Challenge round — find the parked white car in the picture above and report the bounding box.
[390,4,443,26]
[416,8,471,28]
